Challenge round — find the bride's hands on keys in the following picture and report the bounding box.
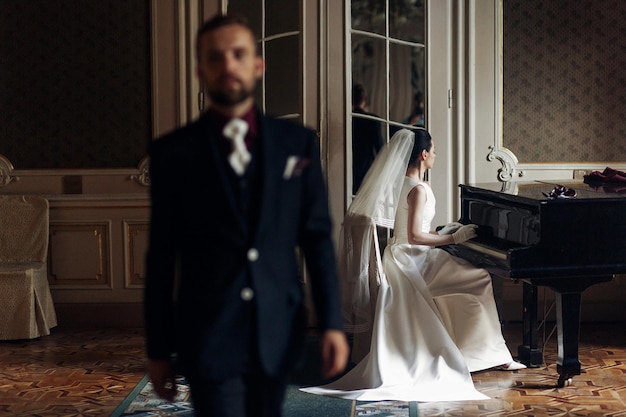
[437,222,463,235]
[452,224,478,244]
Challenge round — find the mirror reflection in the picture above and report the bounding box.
[350,0,425,194]
[351,0,387,36]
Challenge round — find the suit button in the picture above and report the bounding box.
[247,248,259,261]
[241,287,254,301]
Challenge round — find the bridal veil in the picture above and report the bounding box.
[339,128,415,361]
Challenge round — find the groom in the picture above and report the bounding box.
[144,12,349,417]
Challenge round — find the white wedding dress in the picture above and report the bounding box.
[301,178,514,402]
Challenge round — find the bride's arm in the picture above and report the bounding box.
[406,186,455,246]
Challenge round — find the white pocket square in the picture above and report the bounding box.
[283,156,310,179]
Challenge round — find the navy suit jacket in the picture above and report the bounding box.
[352,108,383,194]
[144,110,343,380]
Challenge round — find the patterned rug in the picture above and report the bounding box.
[110,375,415,417]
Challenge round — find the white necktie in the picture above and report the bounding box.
[222,118,251,175]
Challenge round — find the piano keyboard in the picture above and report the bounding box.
[458,240,508,261]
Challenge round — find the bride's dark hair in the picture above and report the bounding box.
[408,128,432,166]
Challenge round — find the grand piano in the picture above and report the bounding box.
[442,179,626,387]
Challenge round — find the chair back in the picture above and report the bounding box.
[0,195,49,263]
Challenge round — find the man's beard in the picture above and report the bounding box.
[208,85,255,107]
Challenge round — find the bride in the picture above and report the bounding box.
[301,128,524,402]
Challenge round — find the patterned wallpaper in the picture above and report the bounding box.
[503,0,626,163]
[3,1,624,168]
[0,0,151,169]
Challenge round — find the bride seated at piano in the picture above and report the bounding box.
[301,128,525,402]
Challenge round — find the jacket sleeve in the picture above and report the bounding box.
[297,131,344,332]
[144,136,180,360]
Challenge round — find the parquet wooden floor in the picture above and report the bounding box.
[415,322,626,416]
[0,328,146,417]
[1,322,626,416]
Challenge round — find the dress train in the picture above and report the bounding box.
[300,249,488,402]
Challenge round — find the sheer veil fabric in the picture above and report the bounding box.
[300,129,494,402]
[338,129,414,356]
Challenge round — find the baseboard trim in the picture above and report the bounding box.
[54,303,144,328]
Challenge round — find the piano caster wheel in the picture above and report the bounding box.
[557,375,573,387]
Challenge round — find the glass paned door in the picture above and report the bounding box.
[228,0,304,124]
[350,0,426,194]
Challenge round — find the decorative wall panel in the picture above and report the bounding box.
[48,222,112,288]
[124,220,149,288]
[46,196,149,304]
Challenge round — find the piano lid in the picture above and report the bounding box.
[462,179,626,204]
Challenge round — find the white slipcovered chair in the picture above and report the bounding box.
[339,213,389,364]
[0,195,57,339]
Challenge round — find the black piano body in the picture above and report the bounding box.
[442,179,626,387]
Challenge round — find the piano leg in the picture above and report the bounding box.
[518,282,544,367]
[554,291,581,387]
[541,275,612,387]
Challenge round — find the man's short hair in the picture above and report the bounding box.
[196,13,259,58]
[352,84,366,107]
